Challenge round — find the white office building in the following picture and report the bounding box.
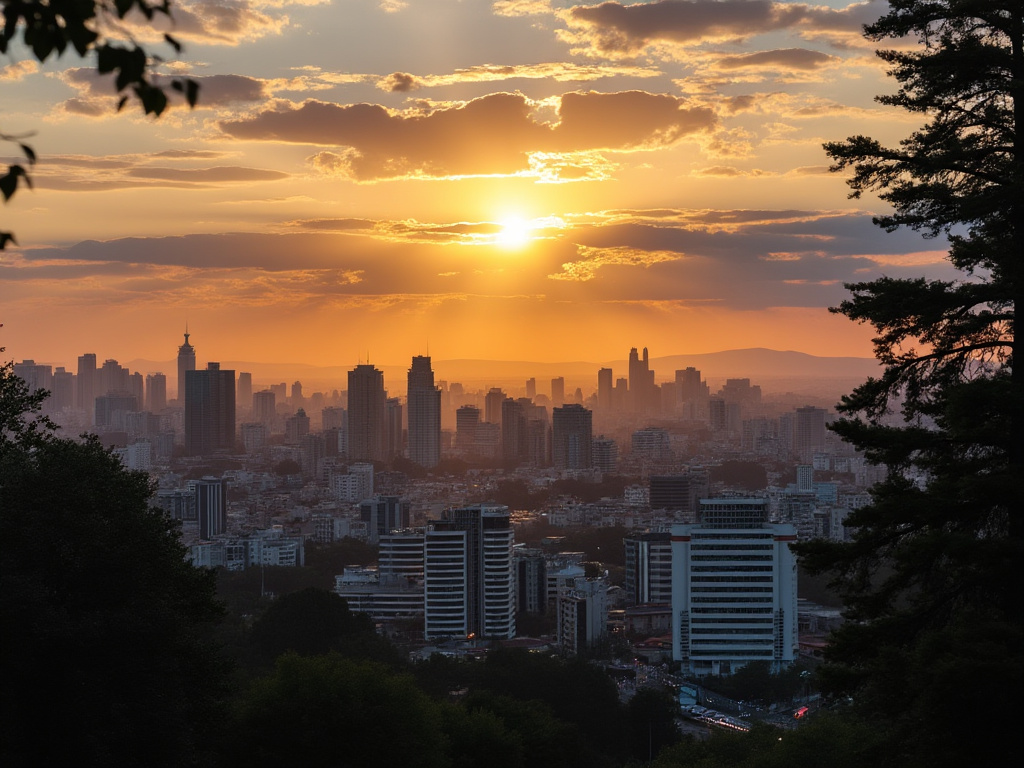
[424,505,515,641]
[671,498,798,676]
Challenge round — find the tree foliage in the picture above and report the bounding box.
[1,0,198,247]
[0,356,229,766]
[798,3,1023,765]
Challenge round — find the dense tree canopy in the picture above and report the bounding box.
[0,356,229,766]
[799,2,1023,765]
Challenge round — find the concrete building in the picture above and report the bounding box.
[176,329,196,403]
[185,362,236,456]
[671,498,798,676]
[557,576,610,656]
[551,404,593,471]
[407,355,441,468]
[424,505,515,641]
[624,531,673,606]
[347,364,387,463]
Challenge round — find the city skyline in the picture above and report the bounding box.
[1,1,958,367]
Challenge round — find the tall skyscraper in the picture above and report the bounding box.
[597,367,613,410]
[176,329,196,403]
[484,387,505,425]
[407,355,441,468]
[551,404,593,470]
[185,362,236,456]
[386,397,403,459]
[237,372,252,412]
[629,346,655,413]
[424,505,515,641]
[550,377,565,407]
[347,364,387,463]
[76,353,96,416]
[146,372,167,411]
[525,377,536,400]
[501,397,529,464]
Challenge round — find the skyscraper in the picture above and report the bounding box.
[424,505,515,641]
[76,353,96,416]
[145,372,167,411]
[185,362,236,456]
[236,372,252,412]
[597,367,613,410]
[551,403,593,470]
[550,377,565,407]
[672,499,798,675]
[176,329,196,403]
[484,387,505,425]
[407,355,441,468]
[347,364,386,463]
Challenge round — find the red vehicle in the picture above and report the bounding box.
[794,706,809,719]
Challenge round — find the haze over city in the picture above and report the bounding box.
[1,0,954,366]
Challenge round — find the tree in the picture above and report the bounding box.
[798,3,1023,765]
[225,653,450,768]
[1,0,197,247]
[0,356,230,766]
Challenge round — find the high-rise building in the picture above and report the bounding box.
[407,356,441,468]
[385,397,403,459]
[501,398,529,464]
[193,476,228,540]
[237,372,252,412]
[557,576,609,656]
[597,367,613,410]
[184,362,236,456]
[484,387,505,425]
[347,364,387,462]
[50,367,74,412]
[360,495,411,543]
[671,498,798,675]
[624,531,673,605]
[455,405,480,453]
[628,346,655,413]
[592,436,617,473]
[176,329,196,403]
[76,353,97,415]
[99,358,129,397]
[252,390,276,430]
[550,377,565,408]
[424,505,515,641]
[794,406,827,460]
[525,377,536,400]
[551,404,593,470]
[146,372,167,412]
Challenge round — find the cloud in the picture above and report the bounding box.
[375,62,662,92]
[52,68,270,117]
[125,1,293,46]
[19,151,283,191]
[713,48,838,71]
[0,60,39,81]
[549,245,683,281]
[559,0,881,57]
[127,166,289,182]
[221,90,716,180]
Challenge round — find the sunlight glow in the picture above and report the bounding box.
[495,216,533,249]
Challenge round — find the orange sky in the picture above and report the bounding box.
[1,1,955,369]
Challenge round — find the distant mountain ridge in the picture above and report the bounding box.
[125,347,878,395]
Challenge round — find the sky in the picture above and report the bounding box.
[0,0,956,368]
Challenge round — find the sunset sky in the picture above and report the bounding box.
[1,0,955,369]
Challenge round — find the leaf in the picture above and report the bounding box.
[0,231,16,250]
[0,165,27,201]
[19,144,36,165]
[164,33,182,53]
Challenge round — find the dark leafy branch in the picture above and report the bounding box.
[1,0,199,247]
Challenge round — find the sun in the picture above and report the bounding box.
[495,216,533,249]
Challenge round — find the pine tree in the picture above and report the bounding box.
[797,2,1023,766]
